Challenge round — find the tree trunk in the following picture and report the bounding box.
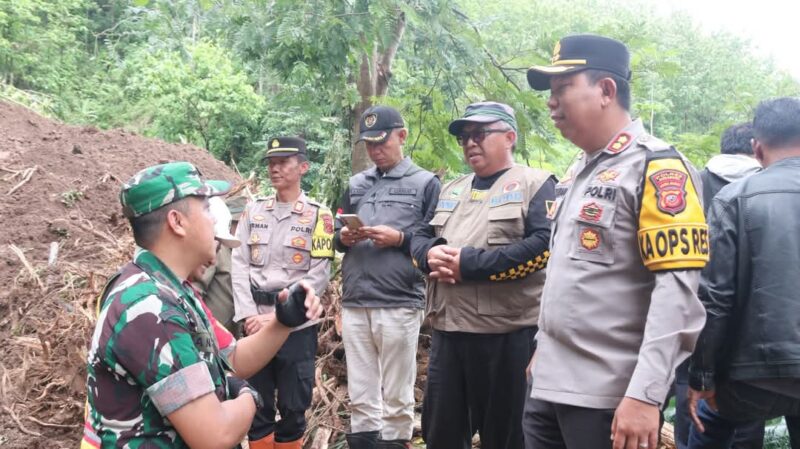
[350,10,406,174]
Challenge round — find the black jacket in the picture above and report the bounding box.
[689,157,800,390]
[335,157,441,309]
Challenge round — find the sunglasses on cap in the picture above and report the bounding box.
[455,127,510,146]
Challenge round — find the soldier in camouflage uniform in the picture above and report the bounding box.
[231,137,334,449]
[82,161,321,449]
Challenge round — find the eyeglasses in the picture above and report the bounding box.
[456,128,508,146]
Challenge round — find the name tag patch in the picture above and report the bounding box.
[584,185,617,201]
[489,191,523,207]
[389,188,417,196]
[436,199,459,211]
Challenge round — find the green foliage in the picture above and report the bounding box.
[60,189,85,208]
[90,41,264,164]
[4,0,800,193]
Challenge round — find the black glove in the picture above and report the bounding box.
[275,282,309,328]
[227,376,263,409]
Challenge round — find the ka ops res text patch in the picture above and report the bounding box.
[638,155,709,271]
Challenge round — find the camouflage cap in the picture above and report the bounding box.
[120,161,231,218]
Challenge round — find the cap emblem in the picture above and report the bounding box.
[551,41,562,64]
[271,139,280,148]
[364,113,378,128]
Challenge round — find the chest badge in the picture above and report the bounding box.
[650,169,688,216]
[596,169,620,183]
[579,202,604,223]
[580,228,601,251]
[292,252,304,264]
[291,236,307,249]
[250,233,261,243]
[253,215,265,221]
[503,180,520,193]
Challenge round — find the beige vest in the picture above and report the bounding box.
[427,165,551,333]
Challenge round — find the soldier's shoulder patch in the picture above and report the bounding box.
[638,154,708,272]
[311,208,334,259]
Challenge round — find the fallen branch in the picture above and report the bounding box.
[9,244,45,292]
[2,405,43,437]
[6,165,38,195]
[309,426,332,449]
[27,415,77,429]
[76,220,120,249]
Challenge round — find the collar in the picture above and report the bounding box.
[263,192,309,214]
[133,247,194,300]
[601,119,646,156]
[133,247,211,329]
[369,157,412,180]
[768,156,800,169]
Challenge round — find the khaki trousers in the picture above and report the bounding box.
[342,307,423,440]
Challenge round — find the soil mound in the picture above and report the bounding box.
[0,101,240,447]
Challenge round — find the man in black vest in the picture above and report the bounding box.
[336,105,441,449]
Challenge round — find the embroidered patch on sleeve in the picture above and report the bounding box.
[311,208,334,259]
[638,157,709,271]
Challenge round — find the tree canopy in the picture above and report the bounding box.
[2,0,798,205]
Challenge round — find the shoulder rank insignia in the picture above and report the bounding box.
[606,132,633,154]
[292,201,305,214]
[263,197,275,210]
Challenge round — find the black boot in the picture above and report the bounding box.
[376,439,410,449]
[345,431,379,449]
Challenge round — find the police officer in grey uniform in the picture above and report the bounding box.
[523,34,708,449]
[231,137,334,449]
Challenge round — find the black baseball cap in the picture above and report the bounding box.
[357,106,405,143]
[262,136,307,161]
[527,34,631,91]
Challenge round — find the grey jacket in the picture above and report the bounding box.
[336,157,440,309]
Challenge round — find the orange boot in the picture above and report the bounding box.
[249,433,275,449]
[274,438,303,449]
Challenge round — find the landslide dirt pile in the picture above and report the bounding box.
[0,101,240,447]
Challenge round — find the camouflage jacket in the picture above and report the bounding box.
[83,248,232,448]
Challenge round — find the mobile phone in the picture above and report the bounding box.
[339,214,364,230]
